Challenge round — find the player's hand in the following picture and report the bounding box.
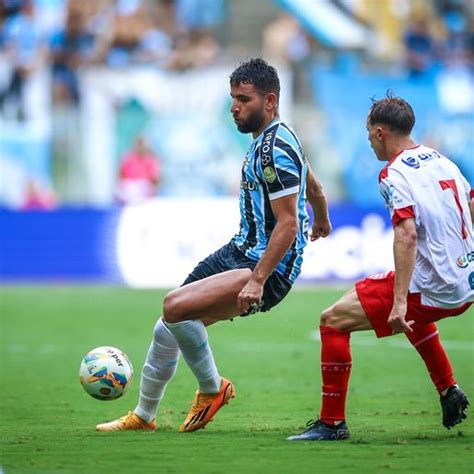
[310,215,332,241]
[387,302,414,334]
[238,279,264,315]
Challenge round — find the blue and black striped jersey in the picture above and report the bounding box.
[232,119,309,283]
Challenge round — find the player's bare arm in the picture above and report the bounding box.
[237,193,298,314]
[389,217,417,333]
[306,165,332,241]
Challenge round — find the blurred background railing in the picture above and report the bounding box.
[0,0,473,285]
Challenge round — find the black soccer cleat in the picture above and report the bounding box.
[440,385,469,429]
[287,419,350,441]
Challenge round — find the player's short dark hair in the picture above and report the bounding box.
[230,58,280,99]
[368,93,415,135]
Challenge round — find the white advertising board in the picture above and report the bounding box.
[116,198,394,288]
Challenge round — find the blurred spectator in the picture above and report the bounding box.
[1,0,23,16]
[175,0,227,31]
[167,30,219,70]
[93,0,172,68]
[50,5,95,105]
[116,135,161,205]
[153,0,175,37]
[0,0,49,120]
[403,17,439,77]
[439,1,472,67]
[263,14,311,65]
[433,2,473,114]
[21,178,56,210]
[166,0,225,70]
[93,0,144,67]
[262,14,313,101]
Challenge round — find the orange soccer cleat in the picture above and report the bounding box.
[180,378,235,433]
[95,411,156,432]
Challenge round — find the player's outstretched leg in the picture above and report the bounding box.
[405,322,455,393]
[96,318,179,432]
[96,411,156,432]
[440,385,469,429]
[161,268,254,431]
[287,323,352,442]
[164,318,235,432]
[287,287,373,441]
[287,419,350,441]
[287,325,352,441]
[404,322,470,429]
[180,377,235,432]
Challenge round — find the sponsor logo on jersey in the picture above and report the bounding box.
[242,152,250,171]
[241,180,258,191]
[456,252,474,268]
[401,151,440,169]
[401,156,421,169]
[380,182,395,210]
[261,130,274,166]
[263,166,277,183]
[418,151,440,161]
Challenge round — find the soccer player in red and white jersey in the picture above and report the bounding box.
[288,95,474,441]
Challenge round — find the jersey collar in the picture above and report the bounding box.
[254,118,282,142]
[389,144,421,166]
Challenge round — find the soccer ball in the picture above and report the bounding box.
[79,346,133,401]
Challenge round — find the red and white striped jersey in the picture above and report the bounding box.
[378,144,474,308]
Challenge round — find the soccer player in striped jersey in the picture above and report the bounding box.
[288,95,473,441]
[96,58,332,433]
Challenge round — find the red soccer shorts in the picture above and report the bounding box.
[355,271,472,338]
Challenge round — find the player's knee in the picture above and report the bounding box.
[320,306,335,327]
[163,290,183,323]
[320,305,345,329]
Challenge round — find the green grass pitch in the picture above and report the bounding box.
[1,286,473,473]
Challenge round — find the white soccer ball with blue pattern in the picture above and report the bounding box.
[79,346,133,400]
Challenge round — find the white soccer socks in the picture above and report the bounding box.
[134,318,180,423]
[165,319,221,394]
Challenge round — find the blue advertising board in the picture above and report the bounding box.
[0,200,393,285]
[0,209,122,282]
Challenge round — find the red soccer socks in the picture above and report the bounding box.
[405,322,456,394]
[319,325,352,425]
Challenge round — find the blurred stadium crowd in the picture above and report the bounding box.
[0,0,225,110]
[0,0,473,209]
